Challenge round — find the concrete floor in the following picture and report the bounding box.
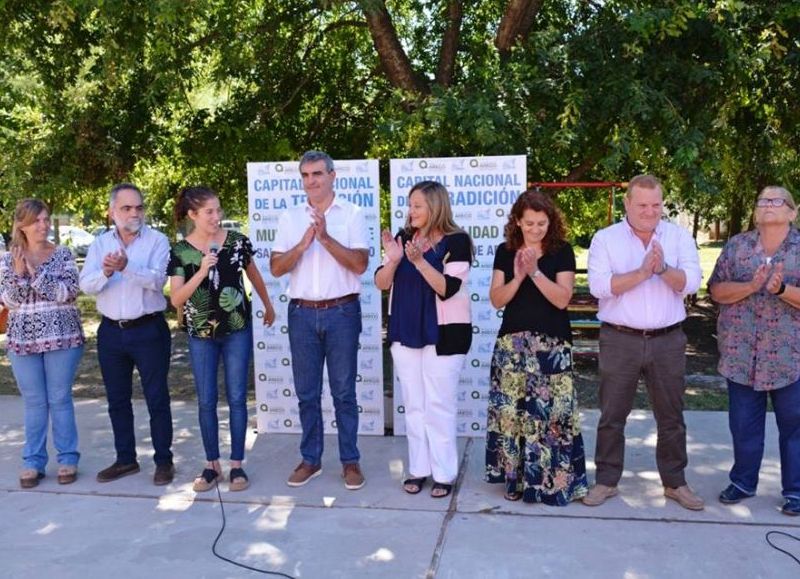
[1,396,798,578]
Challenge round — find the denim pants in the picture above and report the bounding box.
[98,315,173,465]
[8,345,83,472]
[288,299,361,466]
[727,378,800,499]
[188,327,252,462]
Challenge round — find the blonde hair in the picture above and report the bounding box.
[404,181,463,238]
[11,198,50,251]
[626,174,663,198]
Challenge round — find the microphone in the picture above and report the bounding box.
[209,242,219,278]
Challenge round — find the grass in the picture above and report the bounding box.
[573,242,723,295]
[2,241,728,410]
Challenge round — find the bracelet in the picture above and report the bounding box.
[776,282,787,296]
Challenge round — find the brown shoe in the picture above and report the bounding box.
[96,461,140,483]
[582,484,619,506]
[20,469,45,489]
[343,463,365,490]
[153,463,175,486]
[287,462,322,487]
[57,465,78,485]
[664,485,705,511]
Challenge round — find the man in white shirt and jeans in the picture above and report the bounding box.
[80,183,174,486]
[584,175,704,510]
[271,151,369,490]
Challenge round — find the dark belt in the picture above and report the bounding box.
[602,321,682,337]
[103,312,161,329]
[290,293,359,309]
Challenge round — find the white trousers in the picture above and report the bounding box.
[391,343,465,483]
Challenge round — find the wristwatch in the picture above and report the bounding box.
[531,269,542,279]
[776,282,787,296]
[656,263,669,275]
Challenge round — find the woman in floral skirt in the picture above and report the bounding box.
[484,190,588,505]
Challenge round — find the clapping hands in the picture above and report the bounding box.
[381,230,403,264]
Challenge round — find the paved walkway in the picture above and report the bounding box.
[1,396,798,578]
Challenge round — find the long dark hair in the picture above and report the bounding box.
[504,190,567,254]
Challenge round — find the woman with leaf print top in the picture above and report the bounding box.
[169,186,275,493]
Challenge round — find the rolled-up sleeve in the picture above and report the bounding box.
[676,228,702,296]
[588,230,614,299]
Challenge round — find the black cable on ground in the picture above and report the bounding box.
[765,530,800,566]
[211,484,296,578]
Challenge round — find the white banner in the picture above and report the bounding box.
[389,155,527,437]
[247,160,384,435]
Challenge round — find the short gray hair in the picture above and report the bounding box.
[109,183,143,207]
[299,150,334,173]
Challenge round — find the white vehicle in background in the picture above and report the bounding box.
[48,225,94,257]
[221,220,242,232]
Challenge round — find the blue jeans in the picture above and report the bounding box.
[188,327,252,462]
[98,315,173,465]
[728,378,800,499]
[288,298,361,465]
[8,346,83,472]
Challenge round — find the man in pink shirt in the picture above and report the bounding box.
[583,175,704,510]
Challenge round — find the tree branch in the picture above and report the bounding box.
[359,0,429,95]
[495,0,543,58]
[435,0,463,87]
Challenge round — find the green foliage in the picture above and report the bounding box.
[0,0,797,240]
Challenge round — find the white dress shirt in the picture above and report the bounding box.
[588,219,701,329]
[79,225,169,320]
[273,196,368,300]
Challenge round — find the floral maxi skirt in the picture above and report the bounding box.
[485,331,588,505]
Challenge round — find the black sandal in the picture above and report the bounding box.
[431,482,453,498]
[403,477,427,494]
[193,468,221,492]
[504,491,523,501]
[229,467,250,492]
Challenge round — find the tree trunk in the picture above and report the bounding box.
[360,1,429,95]
[436,0,463,87]
[496,0,543,58]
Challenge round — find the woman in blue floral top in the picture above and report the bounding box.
[484,190,588,505]
[0,199,84,489]
[709,186,800,516]
[169,186,275,492]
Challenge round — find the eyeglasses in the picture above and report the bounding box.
[756,197,792,208]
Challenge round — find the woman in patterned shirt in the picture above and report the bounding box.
[169,186,275,492]
[0,199,84,488]
[709,186,800,516]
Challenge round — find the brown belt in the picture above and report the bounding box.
[602,322,682,337]
[290,293,359,309]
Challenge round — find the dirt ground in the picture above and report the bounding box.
[0,298,725,409]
